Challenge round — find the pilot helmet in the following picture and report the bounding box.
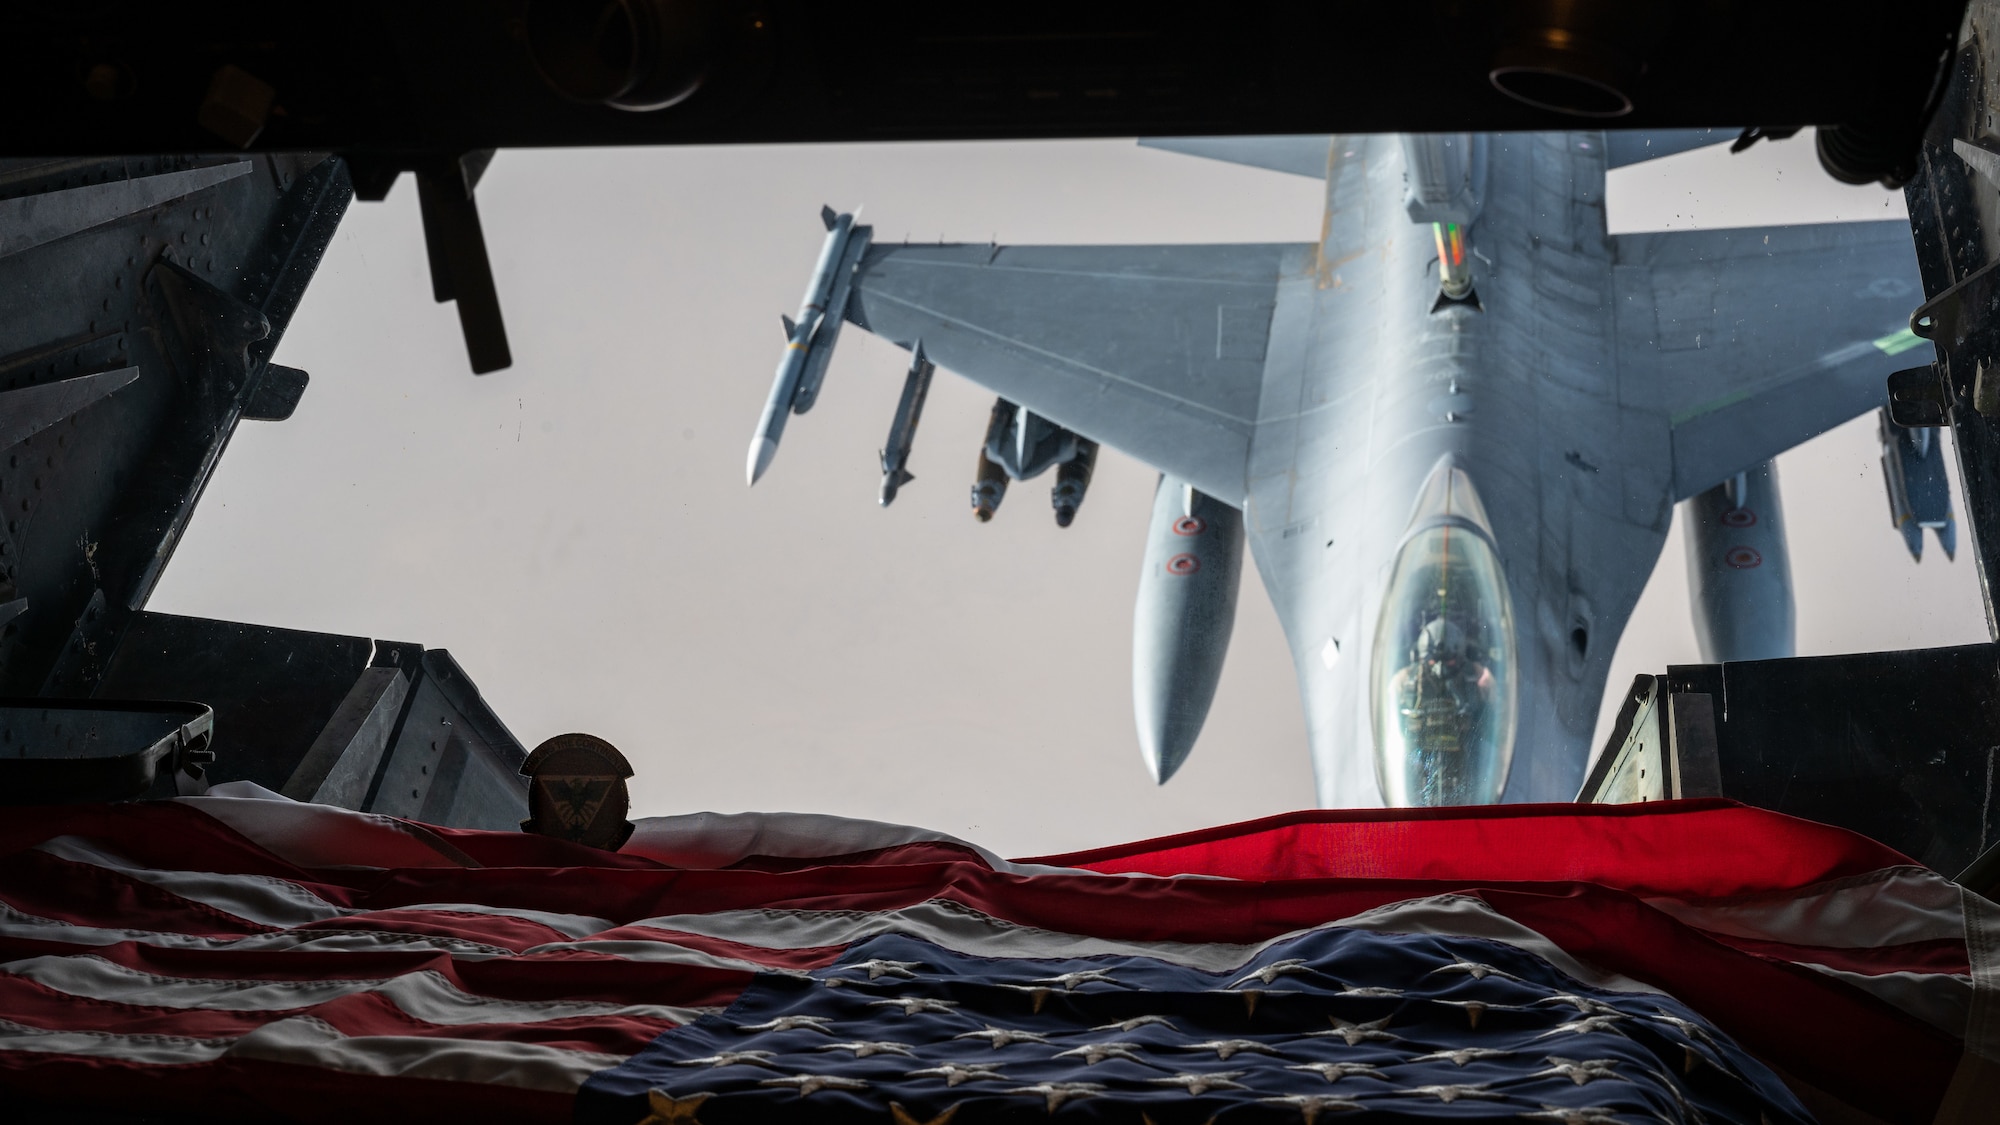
[1414,616,1468,669]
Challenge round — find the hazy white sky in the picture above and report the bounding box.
[151,133,1988,858]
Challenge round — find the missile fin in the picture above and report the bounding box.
[820,204,839,231]
[781,313,797,339]
[880,468,916,508]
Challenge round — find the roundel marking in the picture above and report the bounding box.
[1172,516,1206,536]
[1725,546,1763,569]
[1720,507,1757,529]
[1166,553,1201,576]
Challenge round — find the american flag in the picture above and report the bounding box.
[0,787,1988,1124]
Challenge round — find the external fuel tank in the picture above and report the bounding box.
[1132,476,1244,783]
[1681,460,1795,663]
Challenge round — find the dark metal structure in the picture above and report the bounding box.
[4,2,1970,376]
[0,3,1995,854]
[0,153,528,827]
[7,9,2000,1124]
[1583,649,2000,875]
[3,3,1964,154]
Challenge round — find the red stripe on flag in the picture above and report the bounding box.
[0,979,680,1058]
[1699,933,1972,976]
[0,803,353,885]
[1482,885,1957,1125]
[292,908,585,952]
[0,850,279,938]
[2,1055,579,1125]
[0,798,1969,1125]
[2,939,755,1010]
[0,974,296,1038]
[1022,800,1918,895]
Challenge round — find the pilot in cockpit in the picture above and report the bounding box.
[1393,615,1495,755]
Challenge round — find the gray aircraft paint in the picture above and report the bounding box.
[1680,462,1796,663]
[754,130,1925,807]
[1132,478,1244,783]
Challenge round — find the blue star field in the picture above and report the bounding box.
[578,921,1812,1124]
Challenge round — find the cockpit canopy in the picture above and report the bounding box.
[1370,458,1518,806]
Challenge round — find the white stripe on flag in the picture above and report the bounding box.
[180,787,477,870]
[519,939,798,974]
[1336,894,1663,995]
[230,1015,628,1090]
[1792,963,1970,1036]
[593,898,1265,968]
[391,902,614,940]
[1934,888,2000,1125]
[36,835,347,928]
[2,954,706,1025]
[1646,866,1965,949]
[567,894,1661,995]
[623,810,1108,878]
[0,1014,626,1093]
[0,1014,237,1066]
[0,900,515,959]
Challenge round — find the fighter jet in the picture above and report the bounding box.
[747,132,1930,807]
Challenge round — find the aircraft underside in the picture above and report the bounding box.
[746,129,1938,809]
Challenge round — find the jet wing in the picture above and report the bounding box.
[843,242,1308,503]
[1610,220,1926,500]
[1136,136,1331,178]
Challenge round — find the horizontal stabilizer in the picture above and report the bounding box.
[1604,128,1733,168]
[1612,219,1924,498]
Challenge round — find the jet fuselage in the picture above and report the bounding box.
[1245,132,1667,806]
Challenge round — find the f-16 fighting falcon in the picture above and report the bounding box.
[745,132,1947,808]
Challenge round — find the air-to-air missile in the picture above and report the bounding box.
[1680,461,1795,663]
[746,206,871,486]
[878,342,935,507]
[1132,475,1244,783]
[1879,409,1958,561]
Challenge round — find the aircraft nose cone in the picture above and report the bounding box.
[746,437,778,486]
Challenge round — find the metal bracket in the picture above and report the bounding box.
[1888,363,1950,427]
[415,153,511,375]
[1910,253,2000,353]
